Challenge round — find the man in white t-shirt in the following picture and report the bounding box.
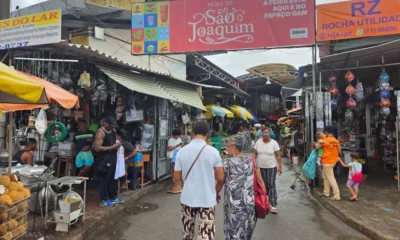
[174,121,224,240]
[254,127,282,214]
[167,129,183,194]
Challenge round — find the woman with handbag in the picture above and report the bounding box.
[223,135,266,240]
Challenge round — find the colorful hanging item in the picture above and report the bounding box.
[380,99,391,108]
[380,90,390,100]
[380,107,391,116]
[345,70,355,82]
[345,85,356,95]
[329,87,339,96]
[328,74,337,83]
[355,80,364,102]
[379,69,390,82]
[380,82,390,91]
[346,97,357,109]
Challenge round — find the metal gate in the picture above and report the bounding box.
[155,99,174,181]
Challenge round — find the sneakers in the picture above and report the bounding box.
[111,197,125,204]
[100,200,114,207]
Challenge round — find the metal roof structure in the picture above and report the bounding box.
[237,63,298,85]
[187,53,249,98]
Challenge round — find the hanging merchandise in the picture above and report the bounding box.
[380,107,391,117]
[381,90,390,100]
[35,109,48,135]
[380,82,390,91]
[380,99,391,108]
[59,72,73,90]
[44,121,68,143]
[379,69,390,82]
[329,86,339,96]
[345,109,353,120]
[78,71,91,88]
[115,96,125,121]
[355,80,364,101]
[345,70,355,82]
[328,73,337,83]
[345,84,356,95]
[346,97,357,109]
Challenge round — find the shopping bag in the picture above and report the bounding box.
[302,150,318,180]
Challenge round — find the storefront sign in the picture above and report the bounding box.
[0,10,61,49]
[317,0,400,41]
[131,0,315,54]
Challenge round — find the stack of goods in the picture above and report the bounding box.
[0,174,30,240]
[379,69,391,117]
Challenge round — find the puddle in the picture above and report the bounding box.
[124,202,159,214]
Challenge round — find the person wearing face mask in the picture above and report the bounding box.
[253,127,282,214]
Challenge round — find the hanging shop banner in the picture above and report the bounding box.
[131,0,315,54]
[0,9,61,50]
[317,0,400,41]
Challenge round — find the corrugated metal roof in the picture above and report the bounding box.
[98,65,206,110]
[98,65,175,102]
[46,42,223,89]
[159,80,206,111]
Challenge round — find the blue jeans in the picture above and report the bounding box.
[128,166,140,187]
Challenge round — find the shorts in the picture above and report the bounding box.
[346,179,360,189]
[76,151,94,168]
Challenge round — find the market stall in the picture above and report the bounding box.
[0,63,49,240]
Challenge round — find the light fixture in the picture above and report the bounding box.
[14,57,79,62]
[266,76,271,85]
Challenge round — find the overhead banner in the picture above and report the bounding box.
[131,0,315,54]
[0,10,61,50]
[317,0,400,41]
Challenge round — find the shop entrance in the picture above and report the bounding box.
[156,99,174,180]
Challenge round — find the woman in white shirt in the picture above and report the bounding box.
[167,128,183,194]
[253,127,282,214]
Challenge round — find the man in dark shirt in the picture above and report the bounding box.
[72,120,95,176]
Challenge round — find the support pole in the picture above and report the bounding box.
[0,0,12,173]
[311,46,316,150]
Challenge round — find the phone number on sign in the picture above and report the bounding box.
[361,26,398,35]
[0,41,29,49]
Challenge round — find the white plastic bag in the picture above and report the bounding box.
[35,109,48,135]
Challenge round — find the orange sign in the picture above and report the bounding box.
[317,0,400,41]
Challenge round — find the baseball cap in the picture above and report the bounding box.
[104,116,118,128]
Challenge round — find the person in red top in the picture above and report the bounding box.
[316,126,341,201]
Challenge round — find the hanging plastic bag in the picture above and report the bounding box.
[35,109,48,135]
[302,150,317,180]
[78,71,91,88]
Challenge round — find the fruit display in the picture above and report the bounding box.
[0,174,30,239]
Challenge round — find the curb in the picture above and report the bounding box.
[310,188,392,240]
[293,167,392,240]
[72,182,165,240]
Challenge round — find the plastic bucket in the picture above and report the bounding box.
[292,156,299,165]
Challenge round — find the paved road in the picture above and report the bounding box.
[94,159,369,240]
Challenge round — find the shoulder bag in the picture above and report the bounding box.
[185,145,207,181]
[251,156,270,219]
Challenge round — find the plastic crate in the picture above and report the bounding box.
[0,197,29,240]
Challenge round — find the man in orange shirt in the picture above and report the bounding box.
[317,126,341,200]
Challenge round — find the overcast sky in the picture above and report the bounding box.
[11,0,347,76]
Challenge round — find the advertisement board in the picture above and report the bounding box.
[0,10,61,50]
[317,0,400,41]
[131,0,315,55]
